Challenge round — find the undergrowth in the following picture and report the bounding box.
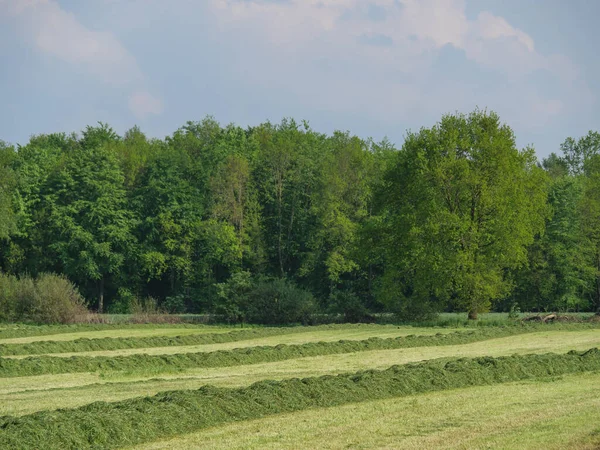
[0,349,598,449]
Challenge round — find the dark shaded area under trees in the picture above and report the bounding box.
[0,110,599,323]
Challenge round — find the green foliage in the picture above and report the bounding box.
[246,278,316,325]
[0,273,86,324]
[2,115,600,323]
[328,290,371,323]
[215,271,254,323]
[163,294,186,314]
[106,288,136,314]
[215,273,316,324]
[378,110,549,319]
[1,349,599,449]
[46,130,134,312]
[508,302,521,319]
[0,141,17,239]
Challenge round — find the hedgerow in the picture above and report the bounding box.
[0,349,598,449]
[0,325,579,377]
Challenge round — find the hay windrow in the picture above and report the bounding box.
[0,323,221,341]
[0,327,293,356]
[0,325,584,377]
[0,349,598,449]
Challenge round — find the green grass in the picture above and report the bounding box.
[1,322,599,448]
[1,329,600,416]
[404,312,597,328]
[1,350,599,449]
[0,324,238,343]
[0,326,547,377]
[0,324,462,356]
[133,371,600,450]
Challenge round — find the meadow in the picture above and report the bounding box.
[0,318,599,449]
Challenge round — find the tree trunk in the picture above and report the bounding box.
[98,277,104,314]
[468,308,478,320]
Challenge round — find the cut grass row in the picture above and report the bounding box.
[0,326,546,377]
[0,324,237,343]
[2,329,600,416]
[1,349,599,449]
[134,371,600,450]
[0,324,462,356]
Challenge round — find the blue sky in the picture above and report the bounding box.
[1,0,598,158]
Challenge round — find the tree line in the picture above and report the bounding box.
[0,109,598,322]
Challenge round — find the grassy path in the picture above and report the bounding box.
[133,371,600,450]
[0,329,599,416]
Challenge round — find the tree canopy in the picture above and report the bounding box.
[0,111,598,321]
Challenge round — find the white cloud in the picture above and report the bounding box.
[3,0,161,117]
[208,0,551,75]
[128,91,163,119]
[207,0,587,131]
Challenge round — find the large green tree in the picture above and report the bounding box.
[0,141,16,239]
[48,126,134,312]
[379,110,549,319]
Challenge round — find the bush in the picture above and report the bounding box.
[27,273,86,324]
[215,271,255,323]
[329,290,372,323]
[0,273,19,322]
[246,278,316,325]
[0,273,86,324]
[130,296,161,315]
[107,288,135,314]
[163,294,186,314]
[214,273,316,324]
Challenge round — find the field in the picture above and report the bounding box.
[0,320,599,449]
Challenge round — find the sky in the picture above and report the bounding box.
[0,0,598,159]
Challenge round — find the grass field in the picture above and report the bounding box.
[0,321,598,448]
[134,371,600,450]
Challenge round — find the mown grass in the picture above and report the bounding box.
[0,324,462,357]
[1,329,600,416]
[0,323,238,343]
[0,326,549,377]
[1,350,599,449]
[133,371,600,450]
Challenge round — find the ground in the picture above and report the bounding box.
[0,316,599,449]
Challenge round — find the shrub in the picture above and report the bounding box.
[163,294,186,314]
[27,273,87,324]
[130,296,161,316]
[246,278,316,325]
[329,290,372,323]
[0,273,19,322]
[508,302,521,319]
[107,288,135,314]
[0,273,86,324]
[214,271,256,323]
[214,274,316,324]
